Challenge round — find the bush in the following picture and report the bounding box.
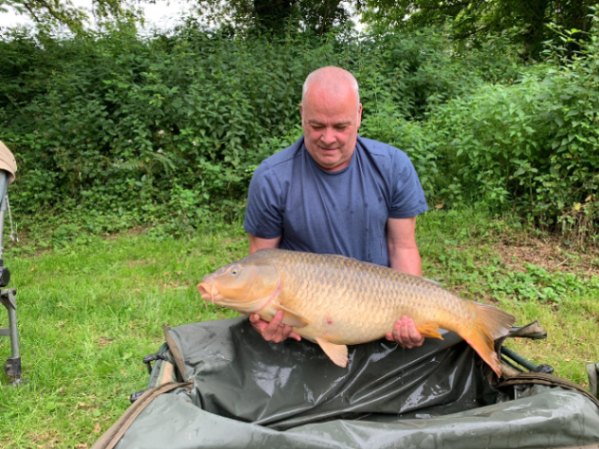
[425,20,598,240]
[0,23,594,243]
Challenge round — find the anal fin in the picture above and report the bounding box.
[417,322,444,340]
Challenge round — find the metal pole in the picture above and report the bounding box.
[0,171,6,259]
[0,171,21,383]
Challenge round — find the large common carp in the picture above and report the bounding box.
[198,249,515,377]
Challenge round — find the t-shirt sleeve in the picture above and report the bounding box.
[388,151,428,219]
[243,166,284,239]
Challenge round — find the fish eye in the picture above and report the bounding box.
[229,265,241,276]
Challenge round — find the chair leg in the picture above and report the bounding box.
[1,288,21,384]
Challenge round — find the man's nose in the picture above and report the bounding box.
[320,127,336,144]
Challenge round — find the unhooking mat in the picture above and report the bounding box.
[93,317,599,449]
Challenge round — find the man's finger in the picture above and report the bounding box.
[248,311,300,343]
[387,316,424,348]
[262,311,285,341]
[289,330,302,341]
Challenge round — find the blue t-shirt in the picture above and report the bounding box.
[243,136,428,266]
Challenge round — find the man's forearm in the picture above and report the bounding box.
[389,246,422,276]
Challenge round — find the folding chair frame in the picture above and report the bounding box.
[0,171,21,384]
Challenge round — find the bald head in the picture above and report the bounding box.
[302,66,360,107]
[300,66,363,172]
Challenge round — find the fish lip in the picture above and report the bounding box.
[197,282,217,303]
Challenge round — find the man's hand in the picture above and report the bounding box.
[249,311,302,343]
[385,316,424,348]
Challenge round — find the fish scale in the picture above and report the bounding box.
[198,248,515,377]
[274,251,463,339]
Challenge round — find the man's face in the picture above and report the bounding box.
[301,84,362,172]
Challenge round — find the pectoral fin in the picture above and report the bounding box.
[416,322,444,340]
[277,304,309,328]
[315,337,348,368]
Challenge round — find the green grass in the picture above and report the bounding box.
[418,209,599,385]
[0,209,597,448]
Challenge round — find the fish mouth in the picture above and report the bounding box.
[197,281,219,303]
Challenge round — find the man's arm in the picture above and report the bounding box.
[248,234,281,254]
[387,216,422,276]
[385,217,425,348]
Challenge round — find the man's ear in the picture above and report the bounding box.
[357,103,363,127]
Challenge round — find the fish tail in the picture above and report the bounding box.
[458,302,515,377]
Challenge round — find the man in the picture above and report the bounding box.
[243,66,428,348]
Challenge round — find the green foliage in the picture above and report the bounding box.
[486,263,594,304]
[355,28,523,120]
[1,26,502,240]
[0,30,318,227]
[359,0,596,59]
[0,0,140,35]
[188,0,350,36]
[0,20,596,243]
[423,17,599,238]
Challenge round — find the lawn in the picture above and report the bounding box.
[0,209,597,448]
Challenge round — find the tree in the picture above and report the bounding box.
[0,0,140,34]
[191,0,349,36]
[358,0,596,58]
